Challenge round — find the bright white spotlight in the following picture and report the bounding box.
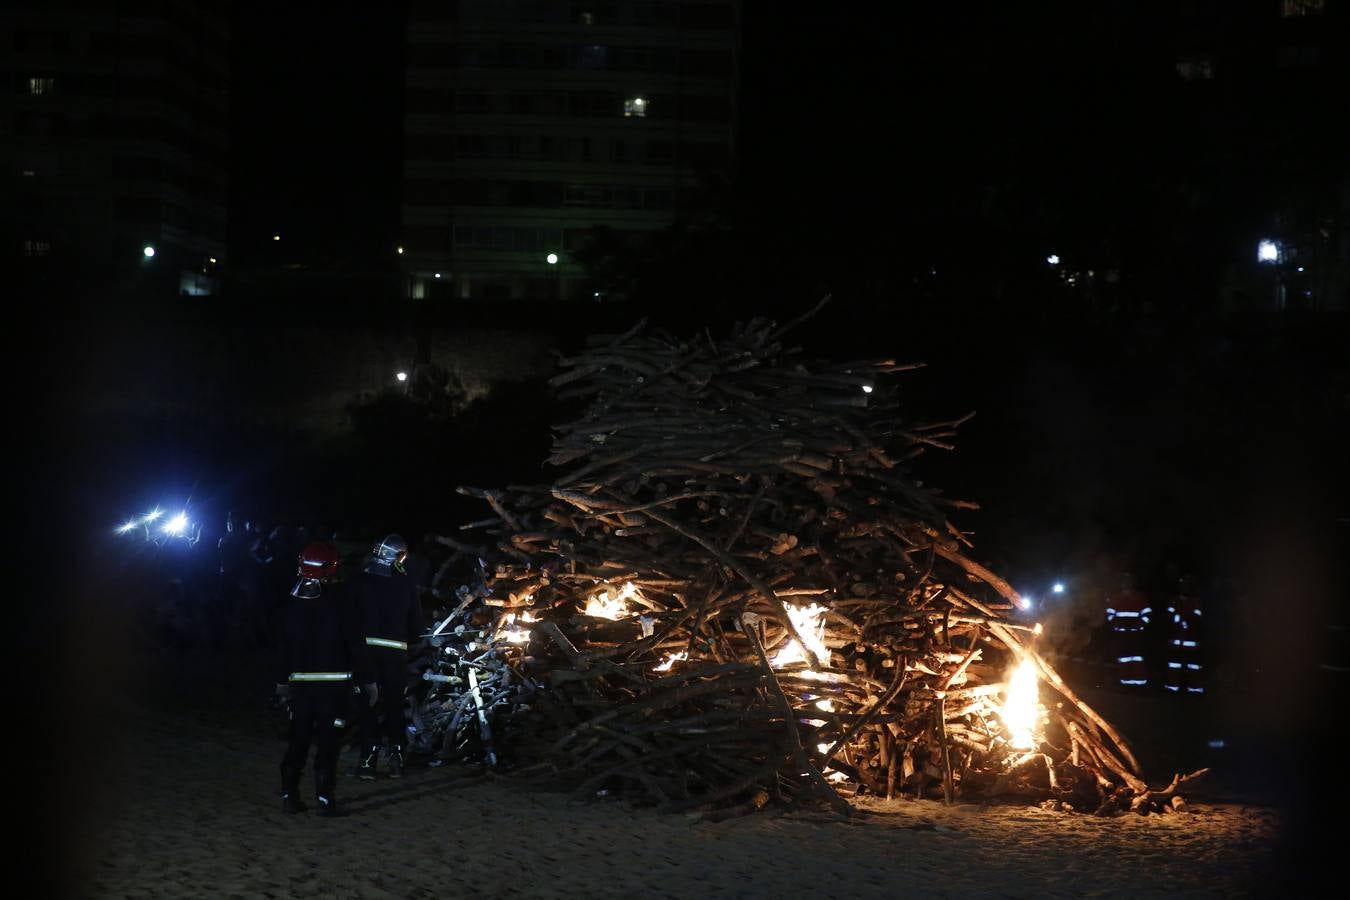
[116,520,139,535]
[1046,254,1060,266]
[272,234,281,241]
[396,371,408,382]
[434,273,441,279]
[396,246,405,255]
[162,512,189,536]
[1018,595,1033,611]
[861,385,873,393]
[1052,582,1065,595]
[546,253,559,265]
[143,245,156,258]
[142,508,163,524]
[1257,240,1279,263]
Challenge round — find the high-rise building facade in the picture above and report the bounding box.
[1172,0,1346,311]
[402,0,738,301]
[3,0,229,294]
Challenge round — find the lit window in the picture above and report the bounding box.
[1175,58,1213,81]
[28,77,54,96]
[1282,0,1324,16]
[623,96,648,117]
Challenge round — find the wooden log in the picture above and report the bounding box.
[740,615,852,818]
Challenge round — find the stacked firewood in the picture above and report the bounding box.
[430,303,1204,818]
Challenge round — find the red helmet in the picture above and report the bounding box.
[297,541,342,581]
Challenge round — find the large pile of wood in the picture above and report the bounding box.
[429,304,1202,819]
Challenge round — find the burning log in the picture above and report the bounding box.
[414,303,1199,818]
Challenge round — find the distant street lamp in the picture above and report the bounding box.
[1257,239,1280,263]
[272,234,281,242]
[143,245,156,258]
[1046,254,1060,266]
[396,371,408,383]
[397,246,405,255]
[546,253,559,265]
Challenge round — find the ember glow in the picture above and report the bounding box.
[585,582,640,619]
[772,603,830,668]
[1001,656,1041,750]
[652,651,688,672]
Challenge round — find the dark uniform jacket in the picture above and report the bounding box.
[352,570,425,657]
[273,581,374,686]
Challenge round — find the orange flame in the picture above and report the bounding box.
[1001,656,1040,750]
[772,603,829,668]
[585,582,639,619]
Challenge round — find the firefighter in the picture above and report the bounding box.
[352,533,425,780]
[1163,574,1205,694]
[274,541,377,817]
[1105,572,1152,688]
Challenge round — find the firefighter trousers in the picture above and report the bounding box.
[281,683,347,799]
[359,653,409,753]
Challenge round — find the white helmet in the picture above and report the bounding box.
[367,533,408,575]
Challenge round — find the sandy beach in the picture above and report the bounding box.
[66,654,1285,900]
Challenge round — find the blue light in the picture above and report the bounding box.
[1052,582,1065,594]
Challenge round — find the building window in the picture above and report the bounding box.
[27,76,54,95]
[577,45,608,70]
[1275,45,1321,67]
[643,188,672,211]
[644,140,673,163]
[1175,57,1214,81]
[1282,0,1324,16]
[623,96,648,117]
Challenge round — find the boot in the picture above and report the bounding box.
[281,792,307,815]
[387,746,404,779]
[357,746,379,781]
[315,794,350,818]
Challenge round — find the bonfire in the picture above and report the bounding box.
[425,301,1205,820]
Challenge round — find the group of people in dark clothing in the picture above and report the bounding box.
[273,533,427,817]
